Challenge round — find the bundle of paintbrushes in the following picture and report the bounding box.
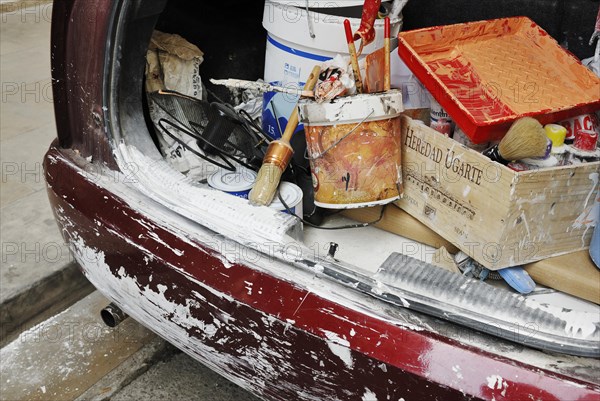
[340,17,391,96]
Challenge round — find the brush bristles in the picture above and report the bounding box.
[248,163,284,206]
[498,117,548,161]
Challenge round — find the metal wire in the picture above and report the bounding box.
[277,191,387,230]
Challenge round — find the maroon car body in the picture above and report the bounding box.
[46,1,600,400]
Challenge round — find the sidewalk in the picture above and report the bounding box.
[0,2,91,343]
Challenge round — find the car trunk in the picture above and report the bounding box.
[96,0,599,387]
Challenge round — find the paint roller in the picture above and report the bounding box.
[249,66,321,206]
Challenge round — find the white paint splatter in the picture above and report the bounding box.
[520,211,531,237]
[147,231,184,256]
[452,365,463,380]
[322,330,353,370]
[486,374,508,396]
[525,299,598,338]
[362,388,378,401]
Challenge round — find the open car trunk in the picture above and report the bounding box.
[49,0,600,399]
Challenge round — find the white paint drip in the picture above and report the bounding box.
[322,330,354,370]
[452,365,463,380]
[525,299,598,338]
[147,231,184,256]
[132,217,156,231]
[583,172,599,208]
[362,388,378,401]
[520,211,531,238]
[572,172,600,245]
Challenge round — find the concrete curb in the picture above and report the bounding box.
[0,262,93,347]
[0,291,157,400]
[75,339,178,401]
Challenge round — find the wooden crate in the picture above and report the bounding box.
[396,116,600,270]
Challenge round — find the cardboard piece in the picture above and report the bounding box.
[525,251,600,304]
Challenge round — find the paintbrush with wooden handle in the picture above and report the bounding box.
[249,65,321,207]
[344,19,364,94]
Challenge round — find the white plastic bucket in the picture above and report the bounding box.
[262,0,402,139]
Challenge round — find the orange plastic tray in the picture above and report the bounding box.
[398,17,600,143]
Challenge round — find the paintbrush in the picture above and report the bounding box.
[248,66,321,207]
[344,19,363,94]
[384,17,391,91]
[483,117,550,165]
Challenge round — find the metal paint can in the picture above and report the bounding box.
[559,113,599,145]
[573,129,599,152]
[298,91,404,209]
[269,182,303,217]
[453,126,489,152]
[429,96,454,137]
[208,167,257,199]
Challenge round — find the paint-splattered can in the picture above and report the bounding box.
[559,113,599,145]
[573,129,599,152]
[429,97,454,137]
[453,126,489,152]
[269,182,303,217]
[208,167,257,199]
[298,91,403,209]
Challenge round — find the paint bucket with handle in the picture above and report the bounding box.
[298,90,404,209]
